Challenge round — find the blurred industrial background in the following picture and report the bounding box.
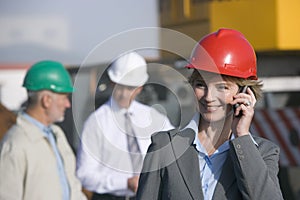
[1,0,300,199]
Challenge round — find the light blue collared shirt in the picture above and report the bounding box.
[182,113,257,200]
[22,112,70,200]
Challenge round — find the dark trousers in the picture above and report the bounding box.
[92,193,136,200]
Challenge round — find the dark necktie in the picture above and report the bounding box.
[124,112,143,173]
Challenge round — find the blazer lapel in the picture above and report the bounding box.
[212,156,235,200]
[170,128,203,200]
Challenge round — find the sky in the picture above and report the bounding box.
[0,0,159,65]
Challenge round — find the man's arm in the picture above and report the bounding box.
[0,136,26,200]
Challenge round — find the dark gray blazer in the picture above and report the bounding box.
[137,128,284,200]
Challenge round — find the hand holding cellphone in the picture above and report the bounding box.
[233,86,248,117]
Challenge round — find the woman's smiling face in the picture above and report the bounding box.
[192,70,239,122]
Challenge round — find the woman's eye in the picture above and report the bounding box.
[217,85,227,91]
[194,81,205,88]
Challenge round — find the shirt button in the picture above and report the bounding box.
[236,144,241,149]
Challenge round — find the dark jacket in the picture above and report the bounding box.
[137,128,284,200]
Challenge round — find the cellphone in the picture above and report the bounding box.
[233,86,248,117]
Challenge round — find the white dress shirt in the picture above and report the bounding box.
[76,97,174,197]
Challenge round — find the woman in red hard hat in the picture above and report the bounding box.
[137,28,284,200]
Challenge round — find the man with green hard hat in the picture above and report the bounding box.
[0,60,87,200]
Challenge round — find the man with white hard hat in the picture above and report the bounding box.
[76,51,174,200]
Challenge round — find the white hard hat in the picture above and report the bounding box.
[107,52,149,87]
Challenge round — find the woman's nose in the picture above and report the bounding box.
[204,88,215,102]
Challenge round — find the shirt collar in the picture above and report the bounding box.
[182,112,258,154]
[193,133,232,156]
[22,112,52,137]
[182,112,199,134]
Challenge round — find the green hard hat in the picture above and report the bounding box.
[23,60,74,93]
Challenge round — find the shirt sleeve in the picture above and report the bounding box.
[76,114,129,193]
[152,108,175,131]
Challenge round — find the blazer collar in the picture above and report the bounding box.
[169,128,204,200]
[17,113,45,142]
[170,128,236,200]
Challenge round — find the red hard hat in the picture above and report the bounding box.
[186,28,257,80]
